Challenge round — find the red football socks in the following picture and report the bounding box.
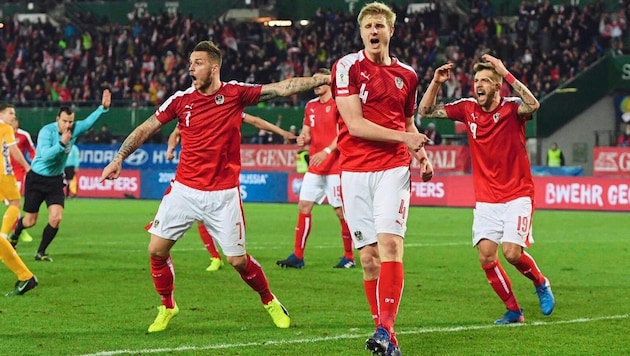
[363,279,379,326]
[238,254,273,304]
[513,251,546,286]
[293,213,311,259]
[482,260,520,311]
[378,261,404,332]
[150,255,175,309]
[340,219,354,259]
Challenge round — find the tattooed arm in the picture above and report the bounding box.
[510,79,540,116]
[419,63,453,119]
[100,115,162,181]
[259,74,330,102]
[481,54,540,116]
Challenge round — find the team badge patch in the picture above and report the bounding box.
[354,230,363,241]
[215,94,224,105]
[395,77,403,89]
[326,105,331,113]
[493,113,500,123]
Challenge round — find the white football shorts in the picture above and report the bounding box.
[148,180,247,256]
[298,172,342,207]
[341,166,411,249]
[472,196,535,247]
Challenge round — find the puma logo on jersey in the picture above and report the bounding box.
[360,72,370,80]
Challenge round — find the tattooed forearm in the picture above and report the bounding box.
[260,76,329,102]
[114,116,161,162]
[512,81,540,115]
[420,104,448,118]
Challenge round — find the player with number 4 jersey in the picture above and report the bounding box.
[331,3,433,355]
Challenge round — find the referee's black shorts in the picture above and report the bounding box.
[23,170,65,212]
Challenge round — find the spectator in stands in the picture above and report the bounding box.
[0,0,611,115]
[422,122,443,145]
[94,124,113,144]
[617,123,630,147]
[546,142,565,167]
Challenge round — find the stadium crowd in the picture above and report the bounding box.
[0,0,627,110]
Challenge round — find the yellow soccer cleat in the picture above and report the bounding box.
[148,304,179,333]
[264,296,291,328]
[205,257,224,272]
[19,230,33,242]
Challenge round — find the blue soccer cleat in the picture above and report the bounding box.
[494,308,525,325]
[333,256,356,269]
[276,253,304,269]
[386,333,402,356]
[536,277,555,315]
[366,326,390,355]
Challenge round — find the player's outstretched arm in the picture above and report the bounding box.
[259,74,330,102]
[481,54,540,116]
[419,63,453,119]
[244,113,295,140]
[101,115,162,181]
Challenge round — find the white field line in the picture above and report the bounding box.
[79,314,628,356]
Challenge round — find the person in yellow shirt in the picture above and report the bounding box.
[0,103,38,296]
[546,143,565,167]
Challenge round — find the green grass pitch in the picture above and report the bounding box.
[0,199,628,355]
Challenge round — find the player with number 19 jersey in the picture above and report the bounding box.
[154,82,262,191]
[444,97,534,203]
[332,50,418,172]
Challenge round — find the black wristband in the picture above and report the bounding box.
[59,141,66,148]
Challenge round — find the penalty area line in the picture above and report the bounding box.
[79,314,628,356]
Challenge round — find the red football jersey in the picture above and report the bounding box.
[155,82,262,191]
[11,128,36,179]
[303,96,340,175]
[332,50,418,172]
[444,97,534,203]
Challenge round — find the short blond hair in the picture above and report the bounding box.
[193,40,223,66]
[473,62,502,83]
[357,2,396,28]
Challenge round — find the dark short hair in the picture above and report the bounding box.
[57,106,74,117]
[0,103,14,112]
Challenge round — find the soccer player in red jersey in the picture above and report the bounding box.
[100,40,329,333]
[419,54,555,325]
[8,117,35,243]
[9,118,36,195]
[331,3,433,355]
[166,113,297,272]
[276,68,356,270]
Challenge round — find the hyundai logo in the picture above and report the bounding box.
[125,149,149,166]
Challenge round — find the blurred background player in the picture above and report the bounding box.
[166,112,296,272]
[0,103,38,296]
[276,68,355,269]
[10,89,111,262]
[64,145,80,198]
[8,117,35,243]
